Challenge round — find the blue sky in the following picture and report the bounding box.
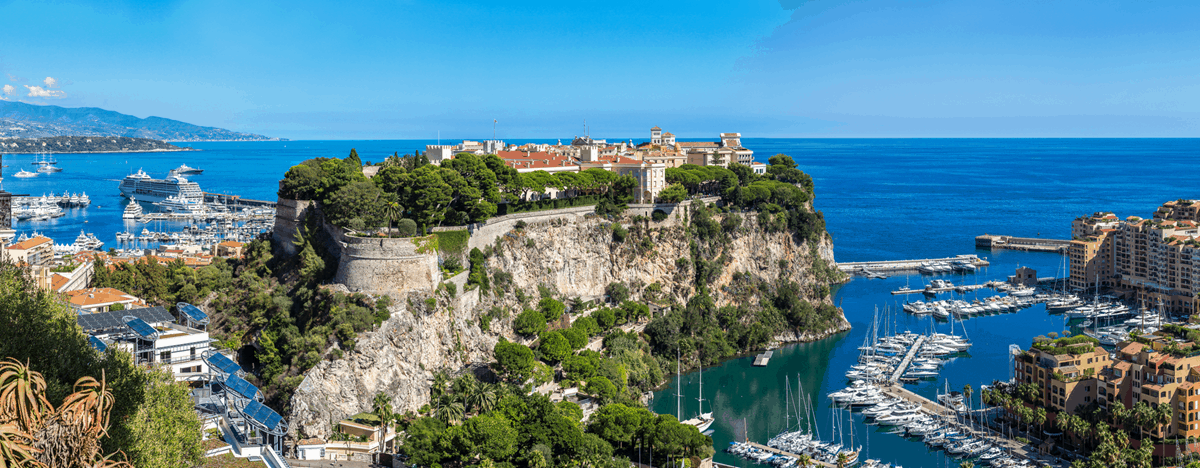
[1,0,1198,139]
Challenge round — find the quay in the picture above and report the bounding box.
[743,443,836,468]
[204,192,277,208]
[975,234,1069,253]
[889,335,926,382]
[752,350,773,367]
[837,255,989,275]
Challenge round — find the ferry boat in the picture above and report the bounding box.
[13,169,37,178]
[172,164,204,175]
[118,169,203,203]
[122,202,144,219]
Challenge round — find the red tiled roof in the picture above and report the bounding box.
[6,236,51,250]
[1118,342,1144,355]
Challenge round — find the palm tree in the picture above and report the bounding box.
[383,201,402,236]
[1155,403,1172,442]
[836,452,849,468]
[796,454,811,468]
[1035,407,1047,435]
[959,461,974,468]
[437,400,465,425]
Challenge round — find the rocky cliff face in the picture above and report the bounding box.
[286,208,846,440]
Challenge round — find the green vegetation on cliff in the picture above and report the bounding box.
[92,234,391,412]
[395,372,711,468]
[279,149,637,235]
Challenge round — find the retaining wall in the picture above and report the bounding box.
[273,198,314,256]
[330,228,440,296]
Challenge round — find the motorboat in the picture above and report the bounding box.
[172,163,204,175]
[13,170,37,178]
[36,164,62,173]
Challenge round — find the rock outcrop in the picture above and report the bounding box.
[286,206,847,440]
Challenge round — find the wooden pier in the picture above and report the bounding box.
[975,234,1069,253]
[743,442,836,468]
[889,336,926,382]
[203,192,277,208]
[838,255,989,275]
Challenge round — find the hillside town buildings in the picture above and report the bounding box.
[425,126,755,204]
[1069,200,1200,315]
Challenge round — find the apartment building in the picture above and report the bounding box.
[4,235,53,267]
[1103,331,1200,440]
[1015,337,1110,413]
[1068,212,1120,291]
[1068,200,1200,315]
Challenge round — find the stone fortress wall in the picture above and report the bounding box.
[273,195,722,297]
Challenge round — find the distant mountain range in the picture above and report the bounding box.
[0,101,279,141]
[0,136,193,154]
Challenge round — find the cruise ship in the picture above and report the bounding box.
[118,169,203,203]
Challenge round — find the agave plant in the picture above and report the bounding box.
[0,359,132,468]
[0,358,52,432]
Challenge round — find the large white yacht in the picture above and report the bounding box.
[118,169,203,203]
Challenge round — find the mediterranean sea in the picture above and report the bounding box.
[7,138,1199,466]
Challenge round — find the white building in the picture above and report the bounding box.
[425,145,455,165]
[79,305,215,382]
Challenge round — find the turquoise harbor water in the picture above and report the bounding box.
[7,138,1200,466]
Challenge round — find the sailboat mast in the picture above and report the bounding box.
[676,349,681,420]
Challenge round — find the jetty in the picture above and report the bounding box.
[889,335,926,382]
[753,350,773,367]
[975,234,1069,253]
[838,255,989,275]
[203,192,277,208]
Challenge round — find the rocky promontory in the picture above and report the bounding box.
[0,136,194,153]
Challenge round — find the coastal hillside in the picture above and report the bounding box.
[0,101,276,141]
[0,136,194,153]
[269,151,850,449]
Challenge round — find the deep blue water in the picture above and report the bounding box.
[9,138,1200,466]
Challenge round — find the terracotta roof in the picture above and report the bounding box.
[1114,361,1132,370]
[50,273,69,291]
[651,126,662,131]
[662,132,674,137]
[6,236,51,250]
[1118,342,1144,355]
[677,142,719,148]
[217,241,243,248]
[496,150,559,160]
[65,288,143,308]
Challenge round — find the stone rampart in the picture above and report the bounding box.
[273,197,313,256]
[332,232,440,296]
[466,205,598,251]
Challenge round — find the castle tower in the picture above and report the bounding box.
[651,126,663,145]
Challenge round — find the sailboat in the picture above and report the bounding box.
[681,361,715,433]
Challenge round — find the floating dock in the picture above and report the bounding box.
[975,234,1069,253]
[838,255,989,275]
[752,350,773,367]
[888,335,926,382]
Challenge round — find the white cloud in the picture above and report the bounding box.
[43,77,58,88]
[24,85,65,98]
[1,85,12,95]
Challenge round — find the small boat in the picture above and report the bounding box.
[36,164,62,173]
[13,170,37,178]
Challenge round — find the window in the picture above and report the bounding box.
[159,351,171,362]
[190,347,196,358]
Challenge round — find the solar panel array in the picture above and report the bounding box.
[88,336,107,352]
[125,317,158,339]
[204,353,242,375]
[178,303,209,323]
[77,306,174,333]
[224,374,259,400]
[243,400,284,432]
